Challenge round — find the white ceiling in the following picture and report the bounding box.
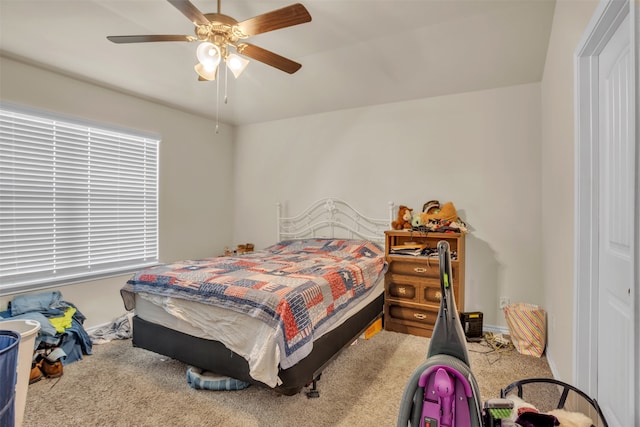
[0,0,556,126]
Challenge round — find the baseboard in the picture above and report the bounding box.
[544,349,560,379]
[86,323,510,338]
[85,312,134,335]
[88,321,511,338]
[85,321,111,334]
[482,324,509,335]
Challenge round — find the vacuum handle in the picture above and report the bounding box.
[437,241,452,311]
[438,241,451,288]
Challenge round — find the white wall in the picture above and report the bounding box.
[233,83,543,328]
[0,56,235,327]
[540,0,599,382]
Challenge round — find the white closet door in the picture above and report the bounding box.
[597,13,634,427]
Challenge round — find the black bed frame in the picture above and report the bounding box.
[132,292,384,396]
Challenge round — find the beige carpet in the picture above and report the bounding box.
[23,330,553,426]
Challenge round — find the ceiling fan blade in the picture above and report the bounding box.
[236,43,302,74]
[167,0,210,26]
[107,35,194,43]
[237,3,311,37]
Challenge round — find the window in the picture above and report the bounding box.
[0,105,159,294]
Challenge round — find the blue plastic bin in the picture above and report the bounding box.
[0,330,20,427]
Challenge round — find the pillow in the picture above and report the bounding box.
[266,238,383,257]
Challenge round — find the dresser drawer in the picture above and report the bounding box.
[422,282,443,305]
[386,302,438,326]
[387,282,417,301]
[389,260,439,278]
[387,274,445,305]
[422,283,460,304]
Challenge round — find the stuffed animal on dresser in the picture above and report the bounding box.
[391,205,413,230]
[411,211,424,228]
[420,201,458,224]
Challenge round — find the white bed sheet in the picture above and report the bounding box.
[134,276,384,387]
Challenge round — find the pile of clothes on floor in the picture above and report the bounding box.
[0,291,93,383]
[87,312,133,344]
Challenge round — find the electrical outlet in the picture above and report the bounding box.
[499,297,510,309]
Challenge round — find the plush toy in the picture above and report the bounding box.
[449,220,468,233]
[411,211,424,228]
[391,205,413,230]
[420,201,458,224]
[422,200,441,214]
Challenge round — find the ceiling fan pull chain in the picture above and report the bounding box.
[215,75,220,134]
[224,65,229,104]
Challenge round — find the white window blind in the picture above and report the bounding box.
[0,107,159,293]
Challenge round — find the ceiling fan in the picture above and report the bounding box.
[107,0,312,80]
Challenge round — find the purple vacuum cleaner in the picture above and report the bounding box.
[397,240,483,427]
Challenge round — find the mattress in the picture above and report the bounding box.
[133,275,384,387]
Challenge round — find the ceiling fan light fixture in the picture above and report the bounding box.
[194,62,217,81]
[226,53,249,78]
[196,41,222,69]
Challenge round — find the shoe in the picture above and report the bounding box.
[40,359,63,378]
[29,362,43,384]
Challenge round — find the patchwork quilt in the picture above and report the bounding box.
[121,238,387,369]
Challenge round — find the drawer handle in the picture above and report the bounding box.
[413,313,426,320]
[398,287,406,295]
[414,267,427,273]
[435,291,442,300]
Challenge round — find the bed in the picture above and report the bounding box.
[120,198,394,396]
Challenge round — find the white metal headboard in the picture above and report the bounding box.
[276,198,395,246]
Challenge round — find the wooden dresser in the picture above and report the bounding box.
[383,230,465,338]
